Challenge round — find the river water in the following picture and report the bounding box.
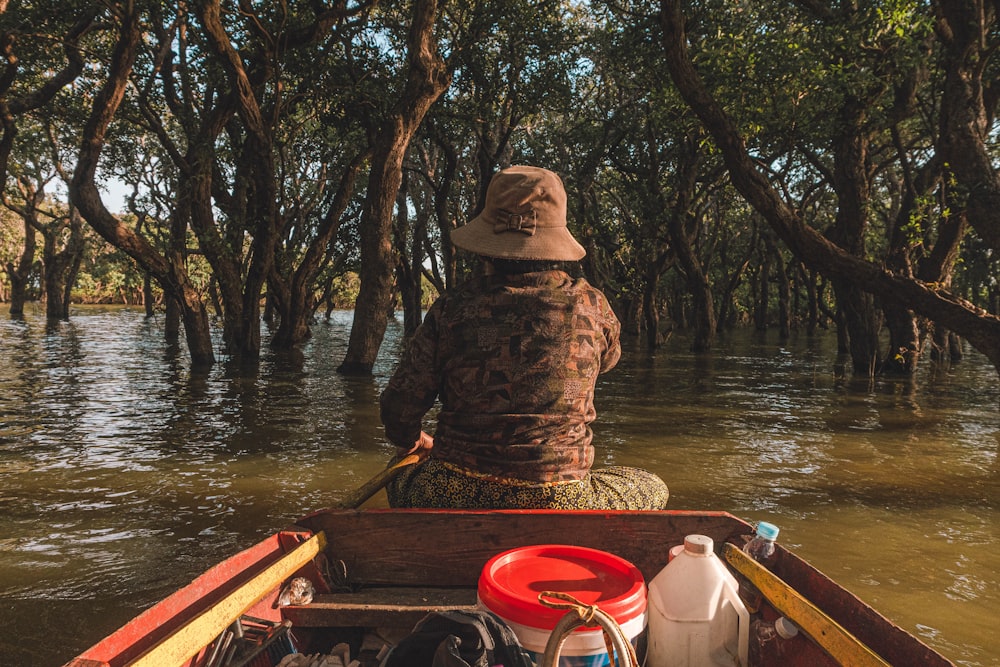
[0,306,997,666]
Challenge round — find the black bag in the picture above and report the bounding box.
[380,609,534,667]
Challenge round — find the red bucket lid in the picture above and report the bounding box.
[478,544,646,630]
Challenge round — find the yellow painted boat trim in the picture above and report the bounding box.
[128,531,327,667]
[723,543,891,667]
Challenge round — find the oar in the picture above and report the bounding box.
[334,452,425,509]
[722,543,892,667]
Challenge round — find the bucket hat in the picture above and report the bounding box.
[450,165,586,261]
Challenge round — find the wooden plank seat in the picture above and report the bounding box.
[281,587,479,629]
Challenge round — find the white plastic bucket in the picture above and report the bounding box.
[499,612,647,667]
[645,535,750,667]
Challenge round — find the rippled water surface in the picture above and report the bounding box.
[1,306,997,665]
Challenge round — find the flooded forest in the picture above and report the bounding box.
[0,1,999,665]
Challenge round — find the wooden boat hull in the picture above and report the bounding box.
[65,509,954,667]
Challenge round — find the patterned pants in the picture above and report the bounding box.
[386,458,669,510]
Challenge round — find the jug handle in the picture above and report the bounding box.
[722,583,750,667]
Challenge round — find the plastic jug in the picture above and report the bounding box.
[644,535,750,667]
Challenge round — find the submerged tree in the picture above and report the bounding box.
[338,0,450,374]
[0,0,993,386]
[660,0,1000,377]
[71,2,217,365]
[0,2,96,318]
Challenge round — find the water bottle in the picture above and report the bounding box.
[751,616,798,641]
[739,522,779,613]
[749,617,799,663]
[744,521,779,563]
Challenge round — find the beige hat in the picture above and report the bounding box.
[450,165,586,261]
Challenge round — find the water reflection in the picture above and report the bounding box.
[0,307,997,666]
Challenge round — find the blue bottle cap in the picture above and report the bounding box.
[755,521,780,541]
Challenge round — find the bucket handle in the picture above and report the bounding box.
[536,592,639,667]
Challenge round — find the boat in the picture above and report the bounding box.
[64,508,954,667]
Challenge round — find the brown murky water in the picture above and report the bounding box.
[1,306,997,665]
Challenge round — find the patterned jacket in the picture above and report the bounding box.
[379,270,621,482]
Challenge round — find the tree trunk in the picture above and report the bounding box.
[63,238,82,316]
[165,294,180,340]
[409,207,428,327]
[753,243,769,331]
[620,296,640,337]
[339,0,450,374]
[433,136,459,291]
[143,273,155,318]
[828,96,881,374]
[758,229,792,336]
[832,281,880,374]
[879,262,921,374]
[186,138,243,360]
[666,137,716,352]
[926,314,964,366]
[341,136,411,374]
[882,301,921,374]
[948,331,963,362]
[688,271,716,351]
[803,265,820,334]
[642,269,661,350]
[395,170,421,337]
[41,239,66,319]
[263,291,276,327]
[717,263,746,330]
[42,209,84,320]
[5,216,35,316]
[208,279,223,319]
[775,253,791,340]
[670,293,687,330]
[716,232,753,331]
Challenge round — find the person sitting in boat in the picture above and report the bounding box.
[379,165,668,510]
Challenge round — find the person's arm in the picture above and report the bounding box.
[599,294,622,373]
[379,300,444,452]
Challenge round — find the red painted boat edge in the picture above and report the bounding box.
[64,529,312,667]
